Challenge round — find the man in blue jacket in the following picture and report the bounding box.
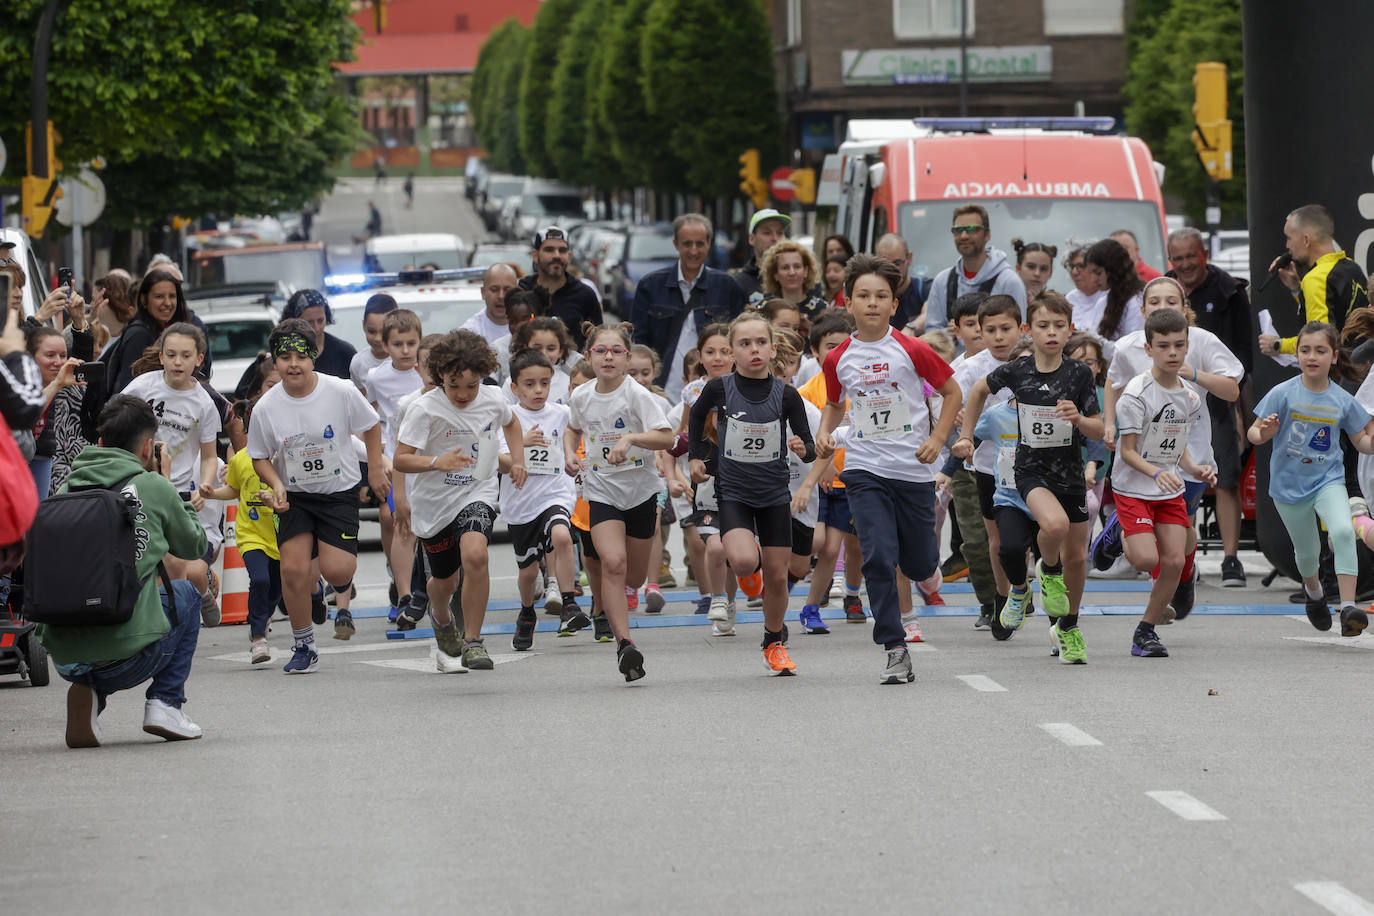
[630,213,747,400]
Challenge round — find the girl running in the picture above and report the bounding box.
[508,317,575,406]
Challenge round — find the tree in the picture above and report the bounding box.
[640,0,781,199]
[546,0,614,189]
[471,17,524,152]
[517,0,579,179]
[486,27,529,175]
[0,0,361,227]
[595,0,685,193]
[1124,0,1245,224]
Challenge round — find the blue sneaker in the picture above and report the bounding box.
[1000,584,1031,631]
[694,595,711,615]
[1090,512,1123,571]
[799,604,829,635]
[283,644,318,675]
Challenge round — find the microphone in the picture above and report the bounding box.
[1257,252,1293,292]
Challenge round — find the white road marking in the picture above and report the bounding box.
[208,642,428,663]
[361,654,534,673]
[1293,881,1374,916]
[1283,634,1374,650]
[956,674,1007,692]
[1145,790,1227,821]
[1039,722,1102,746]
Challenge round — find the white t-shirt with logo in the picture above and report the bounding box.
[568,376,670,510]
[121,373,221,491]
[499,401,576,524]
[365,361,424,456]
[247,373,379,494]
[952,348,1011,475]
[396,385,512,539]
[788,397,822,528]
[1111,371,1204,501]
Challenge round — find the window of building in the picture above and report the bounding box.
[1043,0,1123,36]
[785,0,802,48]
[894,0,974,40]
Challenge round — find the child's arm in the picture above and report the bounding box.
[1352,418,1374,455]
[391,457,411,537]
[1102,383,1122,451]
[362,424,390,499]
[394,440,473,475]
[1248,413,1281,445]
[253,457,288,512]
[953,378,989,459]
[816,402,844,460]
[1184,363,1240,402]
[198,482,239,502]
[1118,432,1183,493]
[502,415,527,489]
[919,377,962,464]
[1179,447,1217,486]
[611,427,673,463]
[563,426,584,477]
[792,454,835,515]
[191,439,218,510]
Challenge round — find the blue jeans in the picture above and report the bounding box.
[29,456,52,501]
[242,549,282,638]
[840,470,939,650]
[58,580,201,708]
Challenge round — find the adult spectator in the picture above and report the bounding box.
[874,233,930,332]
[108,270,212,392]
[29,285,94,361]
[1,241,26,311]
[1084,237,1145,343]
[761,240,828,319]
[1064,243,1107,330]
[922,204,1027,332]
[1110,229,1161,282]
[517,227,602,351]
[1259,203,1370,356]
[733,209,791,301]
[38,395,209,748]
[282,288,356,380]
[90,271,136,356]
[822,233,856,263]
[631,213,746,396]
[1166,226,1253,586]
[462,264,517,344]
[822,255,848,308]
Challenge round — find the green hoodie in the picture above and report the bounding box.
[36,446,208,666]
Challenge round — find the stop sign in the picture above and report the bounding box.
[770,167,796,202]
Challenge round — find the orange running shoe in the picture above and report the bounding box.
[738,567,764,600]
[762,641,797,676]
[625,586,639,611]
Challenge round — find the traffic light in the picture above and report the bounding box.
[1192,62,1233,181]
[22,120,63,238]
[738,149,768,209]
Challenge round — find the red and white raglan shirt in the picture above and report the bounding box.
[822,328,954,484]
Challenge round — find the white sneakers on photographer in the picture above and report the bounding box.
[143,699,203,741]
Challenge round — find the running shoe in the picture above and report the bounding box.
[1220,555,1246,588]
[694,595,711,615]
[903,618,924,643]
[799,604,829,635]
[543,583,562,616]
[941,554,969,582]
[387,603,401,623]
[658,561,677,589]
[395,598,425,631]
[1000,584,1031,631]
[1306,596,1332,631]
[974,608,992,629]
[762,640,797,675]
[828,575,843,602]
[333,609,355,640]
[1340,605,1369,638]
[201,568,221,627]
[625,586,639,611]
[843,594,866,623]
[434,623,467,672]
[1351,496,1370,520]
[916,572,944,606]
[312,579,329,625]
[558,604,591,636]
[747,595,763,610]
[1090,512,1123,571]
[617,641,646,682]
[738,567,764,600]
[592,614,613,642]
[881,645,915,684]
[462,640,494,670]
[1131,626,1168,657]
[644,585,665,614]
[512,607,537,651]
[712,602,737,637]
[1037,560,1070,618]
[1051,624,1087,665]
[250,637,271,665]
[283,644,318,674]
[1171,567,1197,620]
[706,595,729,622]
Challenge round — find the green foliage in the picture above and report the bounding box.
[546,0,614,189]
[485,26,529,175]
[1124,0,1245,223]
[517,0,579,179]
[640,0,781,198]
[0,0,361,228]
[595,0,683,192]
[471,17,524,153]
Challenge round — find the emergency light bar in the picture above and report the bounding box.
[913,117,1117,134]
[324,267,488,292]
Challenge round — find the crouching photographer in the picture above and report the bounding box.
[32,395,208,748]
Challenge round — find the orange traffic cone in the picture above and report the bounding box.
[219,504,250,625]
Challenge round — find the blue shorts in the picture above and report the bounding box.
[818,489,855,534]
[1183,480,1207,516]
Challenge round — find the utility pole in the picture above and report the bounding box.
[958,0,969,116]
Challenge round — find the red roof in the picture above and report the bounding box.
[337,31,488,75]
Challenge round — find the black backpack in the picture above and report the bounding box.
[24,472,172,627]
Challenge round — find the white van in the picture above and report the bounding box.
[364,233,470,273]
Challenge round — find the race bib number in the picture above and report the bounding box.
[285,439,342,486]
[1018,403,1072,448]
[524,434,561,476]
[723,419,781,463]
[853,391,913,441]
[1139,420,1187,466]
[589,429,645,475]
[996,446,1017,490]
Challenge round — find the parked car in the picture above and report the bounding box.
[364,233,469,272]
[513,180,585,242]
[201,306,280,397]
[469,243,531,279]
[327,269,486,348]
[480,173,526,234]
[185,241,328,294]
[185,282,291,315]
[497,196,524,243]
[610,223,679,314]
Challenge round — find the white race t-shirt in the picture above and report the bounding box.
[365,361,424,456]
[1111,371,1204,500]
[499,401,576,524]
[349,348,386,393]
[460,309,510,345]
[121,373,220,491]
[952,348,1011,475]
[788,397,822,528]
[396,385,512,538]
[247,373,379,494]
[568,376,670,510]
[1107,325,1241,481]
[1069,288,1108,333]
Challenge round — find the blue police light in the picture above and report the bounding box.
[324,273,368,291]
[914,117,1118,134]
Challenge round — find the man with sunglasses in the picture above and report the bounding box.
[920,204,1026,334]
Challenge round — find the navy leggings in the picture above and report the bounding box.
[243,549,283,638]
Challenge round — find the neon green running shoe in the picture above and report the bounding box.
[1037,559,1070,617]
[1000,584,1031,631]
[1052,623,1087,665]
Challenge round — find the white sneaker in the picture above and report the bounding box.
[829,575,843,601]
[1088,554,1138,579]
[432,646,470,674]
[543,582,562,615]
[143,699,203,741]
[250,638,271,664]
[707,595,728,621]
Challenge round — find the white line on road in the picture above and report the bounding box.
[208,641,427,663]
[361,654,535,674]
[1294,882,1374,916]
[956,674,1007,692]
[1145,790,1227,821]
[1039,722,1103,746]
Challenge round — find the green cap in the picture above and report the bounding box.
[749,209,792,234]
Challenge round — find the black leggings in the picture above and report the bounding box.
[994,505,1040,586]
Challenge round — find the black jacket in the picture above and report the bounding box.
[1167,264,1253,375]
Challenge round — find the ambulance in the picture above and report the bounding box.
[826,118,1169,281]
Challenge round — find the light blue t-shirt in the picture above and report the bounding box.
[1254,376,1370,503]
[975,400,1030,515]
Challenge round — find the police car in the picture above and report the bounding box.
[325,267,487,350]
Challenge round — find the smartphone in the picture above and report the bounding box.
[57,266,74,291]
[73,362,104,387]
[154,442,163,470]
[0,273,11,312]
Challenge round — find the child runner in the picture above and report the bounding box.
[665,353,710,611]
[389,333,444,630]
[348,293,397,394]
[501,349,580,649]
[394,330,526,671]
[566,359,613,642]
[508,317,575,407]
[627,343,674,613]
[958,290,1103,664]
[937,292,988,587]
[816,254,961,684]
[689,312,815,674]
[1110,308,1213,657]
[248,319,388,674]
[565,322,673,682]
[1249,321,1374,636]
[777,331,830,633]
[1065,334,1111,548]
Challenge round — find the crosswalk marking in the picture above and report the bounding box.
[1294,881,1374,916]
[1039,722,1103,746]
[1145,790,1226,821]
